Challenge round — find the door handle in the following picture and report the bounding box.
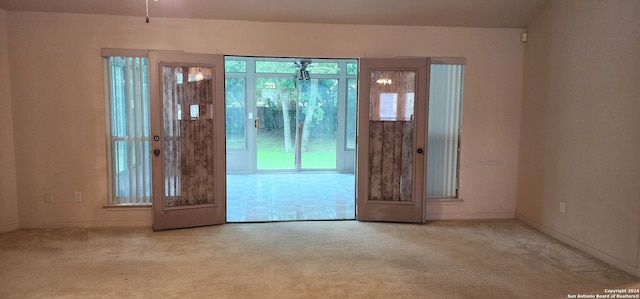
[254,118,260,128]
[153,149,160,157]
[416,148,424,154]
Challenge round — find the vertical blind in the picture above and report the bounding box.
[107,56,151,205]
[426,64,464,198]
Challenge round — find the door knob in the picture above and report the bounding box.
[153,149,160,157]
[416,148,424,154]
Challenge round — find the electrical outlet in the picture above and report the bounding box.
[74,191,82,202]
[44,192,54,203]
[559,202,566,214]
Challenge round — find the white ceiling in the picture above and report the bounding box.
[0,0,550,28]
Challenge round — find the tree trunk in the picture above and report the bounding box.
[301,80,318,152]
[280,89,292,152]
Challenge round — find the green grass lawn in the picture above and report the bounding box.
[256,149,336,169]
[256,130,336,169]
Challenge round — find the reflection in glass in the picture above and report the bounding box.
[369,70,415,121]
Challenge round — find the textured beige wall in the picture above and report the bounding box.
[0,8,19,233]
[6,11,524,228]
[517,0,640,276]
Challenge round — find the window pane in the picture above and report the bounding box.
[346,79,357,150]
[307,62,339,74]
[106,56,151,205]
[300,79,338,169]
[161,65,216,207]
[224,59,247,73]
[367,69,416,202]
[255,77,297,170]
[426,64,464,198]
[369,70,415,121]
[255,61,296,73]
[226,77,246,150]
[347,62,358,75]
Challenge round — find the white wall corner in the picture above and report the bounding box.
[516,213,639,278]
[0,223,19,234]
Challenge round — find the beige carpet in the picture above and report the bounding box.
[0,220,638,298]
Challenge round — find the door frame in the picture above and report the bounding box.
[224,56,358,173]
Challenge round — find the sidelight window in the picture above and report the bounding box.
[104,53,151,205]
[426,62,464,199]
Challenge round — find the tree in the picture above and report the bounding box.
[254,61,340,153]
[299,80,318,152]
[279,85,293,153]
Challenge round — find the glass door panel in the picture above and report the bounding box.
[346,78,358,150]
[255,77,296,170]
[225,77,246,150]
[226,57,356,173]
[299,79,338,169]
[224,57,252,172]
[161,65,216,207]
[368,70,415,201]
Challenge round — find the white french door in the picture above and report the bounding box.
[356,58,428,223]
[149,52,226,230]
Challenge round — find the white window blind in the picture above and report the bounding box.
[426,63,464,198]
[105,56,151,205]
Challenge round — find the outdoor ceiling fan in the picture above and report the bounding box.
[294,60,312,81]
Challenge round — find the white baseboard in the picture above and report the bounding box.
[19,219,151,229]
[0,223,19,234]
[515,213,639,278]
[425,212,514,221]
